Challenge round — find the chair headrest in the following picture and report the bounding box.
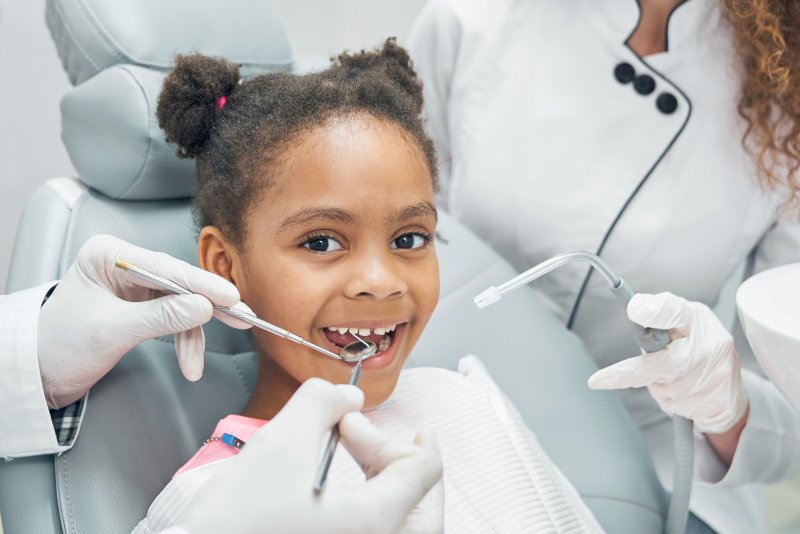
[61,65,196,200]
[50,0,298,200]
[46,0,294,86]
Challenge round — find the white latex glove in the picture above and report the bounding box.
[38,234,248,408]
[175,378,444,534]
[339,412,444,534]
[588,292,749,434]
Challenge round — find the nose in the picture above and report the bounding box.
[343,251,407,301]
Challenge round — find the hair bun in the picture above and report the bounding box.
[156,54,241,158]
[336,38,424,114]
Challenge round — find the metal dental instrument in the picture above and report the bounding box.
[474,251,692,534]
[313,332,376,494]
[115,259,345,361]
[340,339,378,362]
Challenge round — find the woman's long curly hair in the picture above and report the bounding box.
[721,0,800,208]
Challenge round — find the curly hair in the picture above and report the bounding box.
[156,38,438,247]
[721,0,800,208]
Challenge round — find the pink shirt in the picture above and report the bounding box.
[174,414,267,477]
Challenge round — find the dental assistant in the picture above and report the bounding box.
[408,0,800,531]
[0,235,442,533]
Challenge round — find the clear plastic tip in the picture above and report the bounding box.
[474,286,502,309]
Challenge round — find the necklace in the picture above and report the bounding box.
[201,432,246,449]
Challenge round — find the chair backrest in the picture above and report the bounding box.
[1,1,668,532]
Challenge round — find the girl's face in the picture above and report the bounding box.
[199,115,439,411]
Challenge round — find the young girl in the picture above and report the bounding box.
[133,40,603,533]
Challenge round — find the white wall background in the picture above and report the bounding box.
[0,1,74,290]
[0,0,427,290]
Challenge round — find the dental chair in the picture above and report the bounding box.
[0,1,668,532]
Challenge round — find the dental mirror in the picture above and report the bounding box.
[340,340,378,363]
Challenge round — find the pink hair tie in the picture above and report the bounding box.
[216,95,227,111]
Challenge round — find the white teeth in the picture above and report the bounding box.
[327,324,400,335]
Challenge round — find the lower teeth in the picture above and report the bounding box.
[378,333,391,352]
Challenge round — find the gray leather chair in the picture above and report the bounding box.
[0,1,668,532]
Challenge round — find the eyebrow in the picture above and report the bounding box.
[391,202,438,224]
[278,207,358,233]
[278,201,438,233]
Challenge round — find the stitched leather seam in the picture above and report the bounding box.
[231,354,253,395]
[54,1,100,73]
[72,0,124,64]
[60,191,89,276]
[117,66,155,199]
[59,454,78,534]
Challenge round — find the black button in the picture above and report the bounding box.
[633,74,656,95]
[614,62,636,84]
[656,92,678,114]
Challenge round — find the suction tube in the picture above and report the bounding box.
[475,251,692,534]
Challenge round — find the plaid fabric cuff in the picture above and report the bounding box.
[50,396,85,448]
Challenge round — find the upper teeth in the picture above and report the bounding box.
[326,324,397,336]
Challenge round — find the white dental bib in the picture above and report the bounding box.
[133,356,603,533]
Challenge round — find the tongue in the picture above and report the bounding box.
[323,329,386,348]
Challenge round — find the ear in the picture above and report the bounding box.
[198,226,241,286]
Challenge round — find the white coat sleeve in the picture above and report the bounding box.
[407,0,462,208]
[695,218,800,485]
[0,282,76,458]
[695,370,800,485]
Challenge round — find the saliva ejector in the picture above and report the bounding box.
[475,251,693,534]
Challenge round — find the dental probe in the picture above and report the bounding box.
[474,251,691,534]
[313,333,375,494]
[114,259,344,361]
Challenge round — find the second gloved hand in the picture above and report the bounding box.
[588,292,749,434]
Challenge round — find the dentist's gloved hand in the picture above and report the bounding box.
[175,379,444,534]
[339,412,444,534]
[37,234,249,409]
[588,292,749,434]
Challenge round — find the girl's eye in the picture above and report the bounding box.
[391,233,430,250]
[302,236,343,253]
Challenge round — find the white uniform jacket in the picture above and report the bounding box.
[408,0,800,531]
[0,282,75,458]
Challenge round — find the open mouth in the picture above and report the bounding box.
[320,323,403,358]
